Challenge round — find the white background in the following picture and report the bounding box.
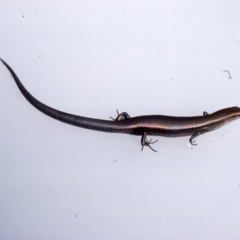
[1,1,240,239]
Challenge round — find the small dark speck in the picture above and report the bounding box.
[23,15,25,18]
[73,178,75,180]
[75,215,77,217]
[112,160,117,164]
[49,189,50,191]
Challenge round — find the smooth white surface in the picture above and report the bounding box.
[1,1,240,239]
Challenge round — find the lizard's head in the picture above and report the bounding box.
[226,106,240,120]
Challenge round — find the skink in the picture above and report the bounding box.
[1,58,240,152]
